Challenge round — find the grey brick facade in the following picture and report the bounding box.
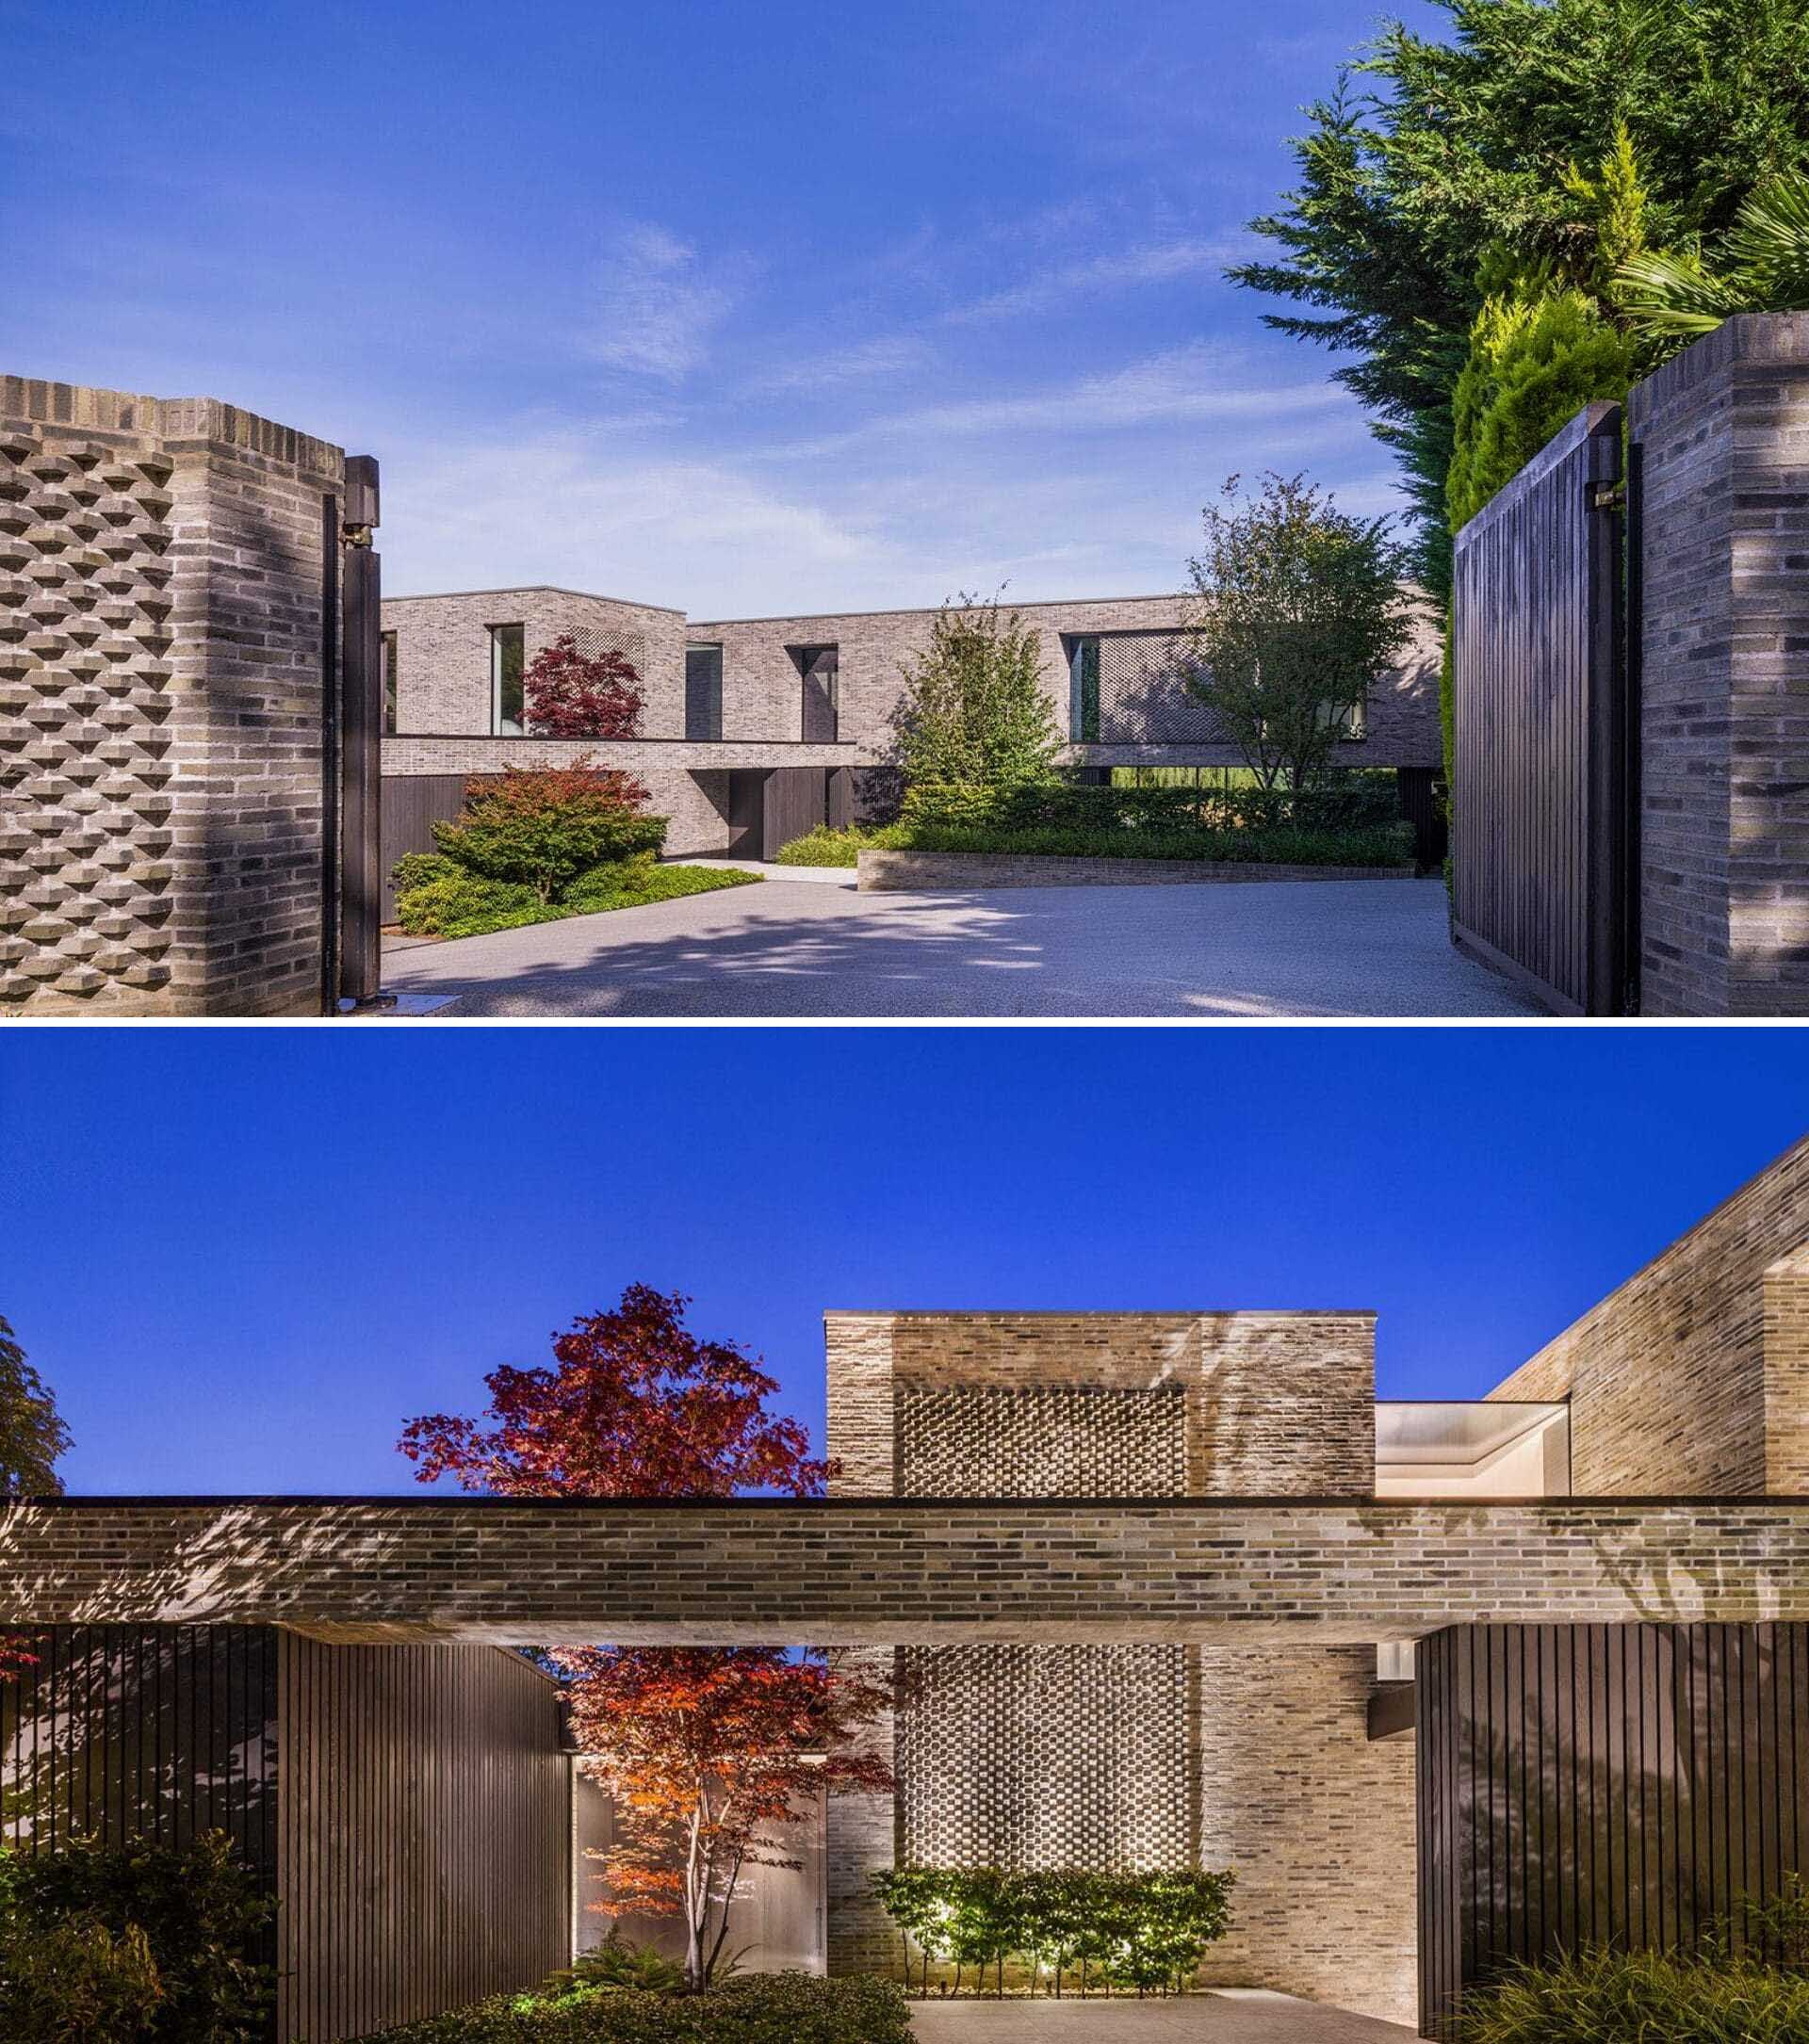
[2,378,344,1014]
[1488,1131,1809,1495]
[1631,316,1809,1014]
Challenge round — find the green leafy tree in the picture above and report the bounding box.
[1230,0,1809,595]
[1182,473,1415,791]
[889,593,1061,791]
[0,1315,70,1499]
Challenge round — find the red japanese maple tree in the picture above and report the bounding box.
[398,1285,891,1988]
[553,1645,891,1988]
[397,1284,830,1498]
[522,634,644,739]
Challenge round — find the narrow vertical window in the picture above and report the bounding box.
[797,644,839,742]
[1342,689,1368,741]
[381,630,399,735]
[489,623,525,736]
[686,644,724,741]
[1068,636,1100,743]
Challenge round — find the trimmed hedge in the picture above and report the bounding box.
[872,1867,1234,1997]
[1458,1945,1809,2042]
[771,776,1414,870]
[346,1973,912,2044]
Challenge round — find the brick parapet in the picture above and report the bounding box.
[1488,1134,1809,1494]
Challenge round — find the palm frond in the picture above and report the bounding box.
[1611,248,1747,336]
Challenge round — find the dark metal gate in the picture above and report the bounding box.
[1450,401,1633,1014]
[324,455,386,1011]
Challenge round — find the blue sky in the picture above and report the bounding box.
[6,0,1447,616]
[3,1028,1803,1496]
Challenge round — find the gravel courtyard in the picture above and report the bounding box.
[909,1993,1412,2042]
[381,868,1539,1019]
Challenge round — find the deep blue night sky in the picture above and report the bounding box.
[3,1028,1801,1495]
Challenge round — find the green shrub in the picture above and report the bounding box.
[347,1971,912,2043]
[393,855,759,940]
[1458,1945,1809,2043]
[0,1913,164,2042]
[538,1939,686,2002]
[870,1866,1234,1997]
[770,826,885,868]
[0,1832,274,2042]
[432,765,668,904]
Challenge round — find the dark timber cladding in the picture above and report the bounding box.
[381,773,473,917]
[1417,1623,1809,2042]
[1451,401,1630,1015]
[0,1625,571,2044]
[277,1637,569,2042]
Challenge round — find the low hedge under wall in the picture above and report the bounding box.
[857,849,1416,890]
[349,1973,912,2044]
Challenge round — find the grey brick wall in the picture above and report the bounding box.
[380,588,1442,770]
[1488,1133,1809,1495]
[821,1310,1399,2015]
[2,378,343,1015]
[382,587,687,738]
[1631,315,1809,1014]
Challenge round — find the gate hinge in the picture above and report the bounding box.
[1588,481,1625,511]
[340,521,375,549]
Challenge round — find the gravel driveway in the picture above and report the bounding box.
[381,870,1538,1019]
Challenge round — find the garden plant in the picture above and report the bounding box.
[774,775,1413,869]
[391,763,758,938]
[870,1866,1235,1998]
[346,1971,912,2044]
[0,1831,276,2044]
[521,635,644,740]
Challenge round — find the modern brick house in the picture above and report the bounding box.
[378,581,1444,867]
[2,1136,1807,2037]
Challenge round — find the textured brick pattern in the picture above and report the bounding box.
[0,410,177,1006]
[1,377,343,1015]
[1489,1134,1809,1495]
[1195,1647,1416,2026]
[897,1384,1186,1498]
[1096,629,1223,743]
[1630,315,1809,1014]
[898,1644,1191,1871]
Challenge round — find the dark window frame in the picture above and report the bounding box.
[792,642,839,743]
[488,622,526,737]
[685,642,725,741]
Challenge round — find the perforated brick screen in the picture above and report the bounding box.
[1097,631,1224,744]
[896,1383,1186,1498]
[898,1642,1191,1870]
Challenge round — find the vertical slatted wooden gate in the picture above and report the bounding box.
[1451,402,1632,1014]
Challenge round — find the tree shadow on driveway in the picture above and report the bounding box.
[380,878,1540,1019]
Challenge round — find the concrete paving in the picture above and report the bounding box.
[380,872,1540,1019]
[910,1993,1411,2042]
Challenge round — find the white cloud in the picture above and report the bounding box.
[752,333,933,394]
[584,225,735,380]
[944,237,1246,325]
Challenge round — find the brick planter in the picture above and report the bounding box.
[856,849,1418,891]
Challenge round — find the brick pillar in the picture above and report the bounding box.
[1631,315,1809,1015]
[2,378,344,1015]
[822,1314,900,1974]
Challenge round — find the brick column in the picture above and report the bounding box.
[1631,315,1809,1015]
[2,378,344,1014]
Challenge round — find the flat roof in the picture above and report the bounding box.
[691,594,1183,628]
[383,584,687,615]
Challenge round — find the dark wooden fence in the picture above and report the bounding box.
[1418,1623,1809,2039]
[1451,402,1632,1014]
[380,773,471,919]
